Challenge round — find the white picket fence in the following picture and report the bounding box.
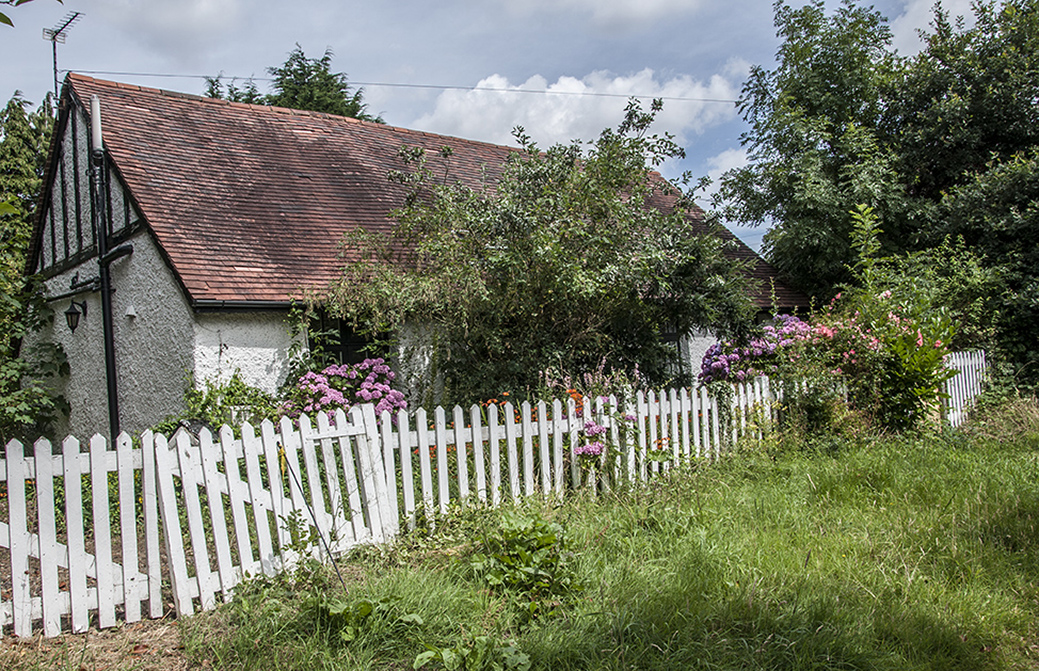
[0,359,985,637]
[0,434,164,638]
[152,407,398,617]
[944,350,987,428]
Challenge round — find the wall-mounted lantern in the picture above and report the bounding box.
[64,299,88,333]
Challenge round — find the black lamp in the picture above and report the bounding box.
[65,299,87,333]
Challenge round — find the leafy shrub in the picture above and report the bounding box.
[415,634,530,671]
[1,274,69,447]
[153,369,277,436]
[700,207,959,433]
[469,512,582,624]
[1,341,69,447]
[326,100,754,407]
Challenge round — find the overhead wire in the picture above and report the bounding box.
[62,69,739,104]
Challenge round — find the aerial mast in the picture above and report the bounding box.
[43,11,82,99]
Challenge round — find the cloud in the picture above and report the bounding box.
[95,0,243,61]
[889,0,981,55]
[504,0,706,27]
[412,68,739,150]
[703,147,749,199]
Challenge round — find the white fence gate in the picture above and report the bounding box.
[944,350,987,428]
[152,407,395,617]
[1,357,986,637]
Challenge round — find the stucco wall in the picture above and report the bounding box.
[192,311,296,395]
[35,229,195,440]
[681,329,717,382]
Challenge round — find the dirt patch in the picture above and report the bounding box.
[0,617,189,671]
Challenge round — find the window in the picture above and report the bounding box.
[311,311,383,365]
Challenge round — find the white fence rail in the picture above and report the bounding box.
[1,357,986,637]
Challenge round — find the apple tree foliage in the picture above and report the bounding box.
[326,100,755,405]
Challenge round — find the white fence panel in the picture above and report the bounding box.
[151,406,386,620]
[944,350,987,427]
[1,433,162,638]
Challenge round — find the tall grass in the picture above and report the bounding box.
[181,401,1039,670]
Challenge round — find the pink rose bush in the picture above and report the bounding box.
[700,289,956,431]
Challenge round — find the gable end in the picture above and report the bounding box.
[30,89,145,279]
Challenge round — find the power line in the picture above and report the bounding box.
[61,69,738,104]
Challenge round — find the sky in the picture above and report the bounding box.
[1,0,979,251]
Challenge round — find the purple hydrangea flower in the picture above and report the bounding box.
[575,441,605,457]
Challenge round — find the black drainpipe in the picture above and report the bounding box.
[90,95,133,440]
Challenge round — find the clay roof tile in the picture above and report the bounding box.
[64,74,807,310]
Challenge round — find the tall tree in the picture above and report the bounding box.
[718,0,1039,383]
[205,45,383,122]
[883,1,1039,203]
[204,74,264,105]
[717,0,906,298]
[327,100,754,404]
[1,93,52,308]
[0,92,67,444]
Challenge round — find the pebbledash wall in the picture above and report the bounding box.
[34,229,298,440]
[193,311,296,397]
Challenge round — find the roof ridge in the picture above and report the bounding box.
[67,74,529,151]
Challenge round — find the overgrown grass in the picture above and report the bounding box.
[180,401,1039,670]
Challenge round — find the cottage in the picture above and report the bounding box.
[26,74,805,440]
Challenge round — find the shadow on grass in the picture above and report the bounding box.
[527,576,1002,670]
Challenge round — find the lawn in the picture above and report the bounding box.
[173,400,1039,670]
[5,399,1037,670]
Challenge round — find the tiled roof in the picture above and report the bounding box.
[63,74,806,310]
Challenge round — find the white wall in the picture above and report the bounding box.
[193,311,297,395]
[681,329,717,382]
[35,230,195,440]
[35,231,301,439]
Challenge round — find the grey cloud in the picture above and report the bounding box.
[94,0,244,62]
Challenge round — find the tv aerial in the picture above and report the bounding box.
[43,11,82,99]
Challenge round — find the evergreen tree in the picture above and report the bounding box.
[1,92,52,308]
[205,46,383,122]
